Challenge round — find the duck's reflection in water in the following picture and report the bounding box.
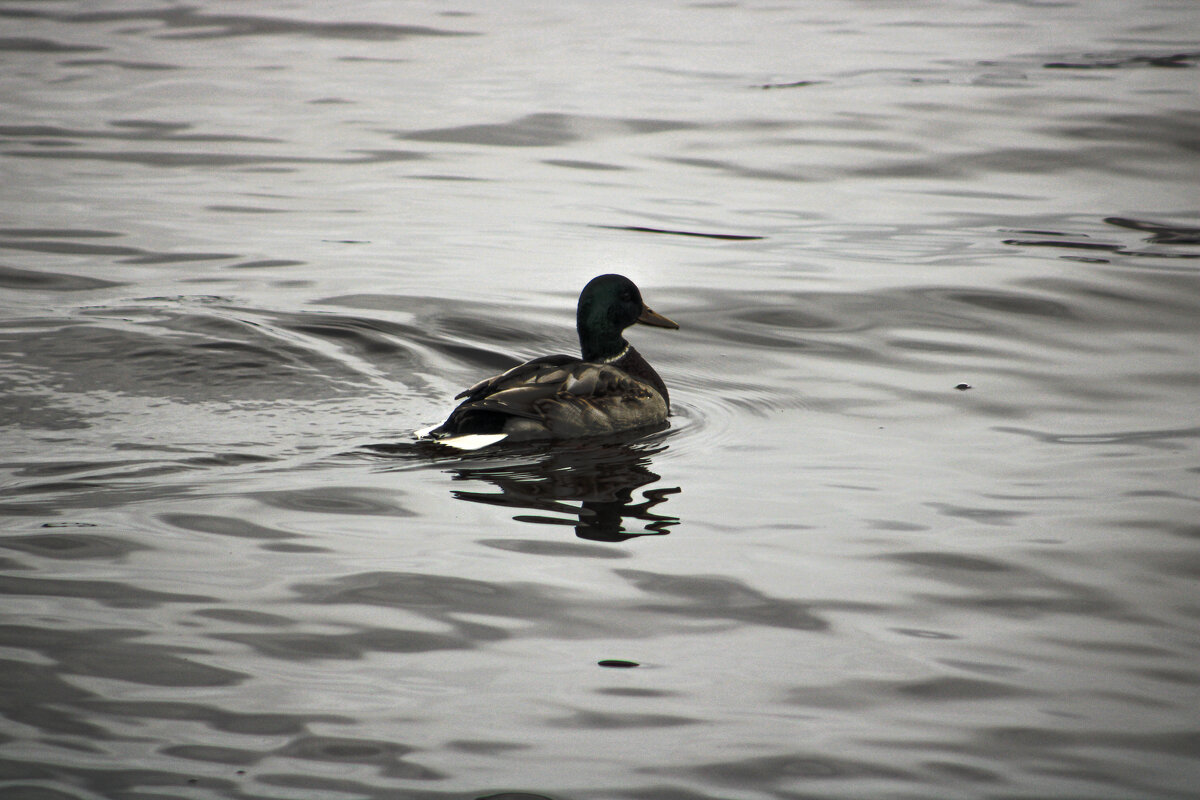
[363,431,680,541]
[446,439,680,542]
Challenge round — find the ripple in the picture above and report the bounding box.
[996,424,1200,448]
[159,513,302,541]
[615,569,830,632]
[0,532,147,560]
[250,487,414,516]
[1043,51,1200,70]
[478,539,631,559]
[398,112,698,147]
[896,676,1031,701]
[0,37,103,53]
[61,57,180,71]
[213,628,469,660]
[160,743,260,766]
[1105,216,1200,245]
[0,575,213,609]
[7,147,426,170]
[1,305,380,403]
[547,709,699,729]
[0,264,124,291]
[652,752,912,785]
[276,734,434,772]
[0,626,246,687]
[48,7,478,41]
[594,224,765,241]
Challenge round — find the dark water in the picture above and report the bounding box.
[2,2,1199,798]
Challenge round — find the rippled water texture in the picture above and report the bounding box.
[2,1,1199,798]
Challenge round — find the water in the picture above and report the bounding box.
[2,1,1198,798]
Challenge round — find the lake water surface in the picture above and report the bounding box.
[2,2,1199,798]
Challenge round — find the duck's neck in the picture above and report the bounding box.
[577,310,627,363]
[582,336,628,363]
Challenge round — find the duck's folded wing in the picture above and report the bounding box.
[454,354,576,401]
[457,360,658,419]
[468,382,564,420]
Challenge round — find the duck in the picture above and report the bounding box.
[418,274,678,450]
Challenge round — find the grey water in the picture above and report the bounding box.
[2,1,1199,798]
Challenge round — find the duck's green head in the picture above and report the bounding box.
[576,273,677,362]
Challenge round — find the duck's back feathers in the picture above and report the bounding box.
[429,351,668,444]
[454,354,577,406]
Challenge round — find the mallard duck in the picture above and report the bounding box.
[419,274,678,449]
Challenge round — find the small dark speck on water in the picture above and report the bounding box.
[598,659,640,668]
[955,383,972,391]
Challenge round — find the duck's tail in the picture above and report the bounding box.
[413,423,508,451]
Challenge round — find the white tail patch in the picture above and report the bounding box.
[434,433,508,450]
[414,424,507,450]
[415,423,507,450]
